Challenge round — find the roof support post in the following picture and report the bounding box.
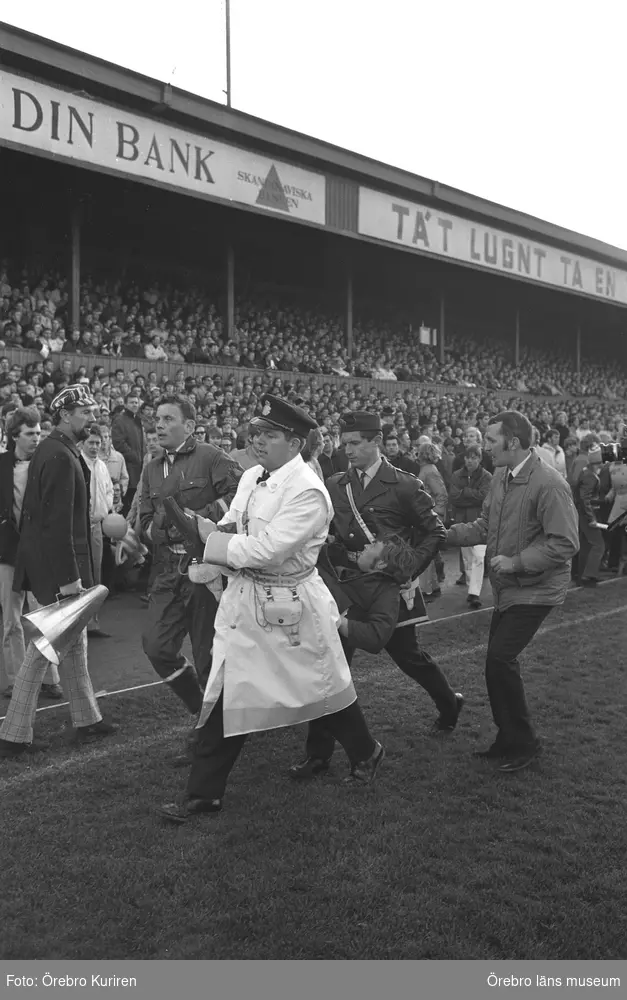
[225,243,235,343]
[439,294,445,365]
[70,200,81,332]
[346,267,353,359]
[515,309,520,367]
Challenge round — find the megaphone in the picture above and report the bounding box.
[21,585,109,665]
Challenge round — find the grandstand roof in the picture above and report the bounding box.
[2,19,627,272]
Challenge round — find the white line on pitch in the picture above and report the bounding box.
[0,679,165,722]
[1,577,624,723]
[418,573,626,627]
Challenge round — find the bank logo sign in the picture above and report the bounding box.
[0,70,325,224]
[358,187,627,306]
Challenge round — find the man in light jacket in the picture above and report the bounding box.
[158,396,383,822]
[446,410,579,774]
[81,424,114,638]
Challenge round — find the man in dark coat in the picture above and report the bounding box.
[318,426,349,481]
[139,395,243,724]
[290,411,464,779]
[0,407,62,699]
[0,385,116,758]
[111,394,145,515]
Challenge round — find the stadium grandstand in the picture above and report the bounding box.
[1,19,627,443]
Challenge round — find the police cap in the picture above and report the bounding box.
[339,411,382,433]
[251,394,318,439]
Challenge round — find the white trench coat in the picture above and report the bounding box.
[197,455,356,737]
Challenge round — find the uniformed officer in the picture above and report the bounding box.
[291,410,463,779]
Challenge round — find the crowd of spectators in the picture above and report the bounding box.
[1,260,627,400]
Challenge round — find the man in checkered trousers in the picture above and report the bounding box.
[0,384,116,758]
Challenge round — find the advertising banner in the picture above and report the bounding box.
[359,186,627,306]
[0,70,326,223]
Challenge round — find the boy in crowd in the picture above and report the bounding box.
[448,445,493,609]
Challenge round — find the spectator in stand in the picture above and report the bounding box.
[207,427,223,450]
[452,427,494,475]
[384,433,421,476]
[145,334,168,362]
[416,441,448,602]
[537,429,567,477]
[572,444,605,587]
[567,433,600,491]
[563,436,580,483]
[230,430,260,471]
[449,445,493,609]
[111,394,145,516]
[554,411,570,448]
[439,437,457,488]
[80,424,114,637]
[0,407,62,699]
[301,427,325,480]
[98,421,129,512]
[193,425,207,443]
[318,426,348,481]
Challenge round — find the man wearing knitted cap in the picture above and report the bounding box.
[290,410,463,782]
[0,384,116,758]
[159,395,383,820]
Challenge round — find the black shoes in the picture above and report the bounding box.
[434,693,464,732]
[473,743,506,760]
[72,720,118,744]
[87,628,111,639]
[344,741,385,785]
[499,746,540,773]
[455,574,467,586]
[0,737,49,758]
[579,577,598,588]
[159,797,222,823]
[288,756,331,781]
[474,742,541,771]
[467,596,482,609]
[163,496,205,560]
[40,683,64,700]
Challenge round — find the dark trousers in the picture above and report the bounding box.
[187,693,376,802]
[305,626,457,761]
[121,487,136,518]
[142,556,217,691]
[578,517,605,580]
[485,605,552,753]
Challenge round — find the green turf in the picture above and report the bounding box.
[1,585,626,960]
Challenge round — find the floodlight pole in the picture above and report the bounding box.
[225,0,232,108]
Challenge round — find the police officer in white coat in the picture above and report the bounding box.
[159,395,384,822]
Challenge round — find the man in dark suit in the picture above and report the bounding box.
[111,394,145,516]
[0,384,117,758]
[290,411,463,780]
[318,426,349,481]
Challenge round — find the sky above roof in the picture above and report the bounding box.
[5,0,625,249]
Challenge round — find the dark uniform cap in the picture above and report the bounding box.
[251,394,318,438]
[339,411,382,433]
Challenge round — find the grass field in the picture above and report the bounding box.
[1,583,626,961]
